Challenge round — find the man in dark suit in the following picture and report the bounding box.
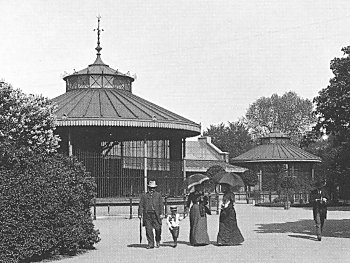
[310,180,329,241]
[138,181,164,249]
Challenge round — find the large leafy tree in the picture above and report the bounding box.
[245,91,316,143]
[314,46,350,140]
[0,82,60,162]
[302,133,344,200]
[313,46,350,199]
[203,121,253,159]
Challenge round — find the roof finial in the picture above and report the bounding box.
[94,15,104,56]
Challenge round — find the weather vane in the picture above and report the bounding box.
[94,15,104,56]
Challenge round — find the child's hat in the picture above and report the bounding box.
[170,206,177,211]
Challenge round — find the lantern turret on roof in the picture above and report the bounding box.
[62,16,134,92]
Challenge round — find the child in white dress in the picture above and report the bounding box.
[166,206,184,248]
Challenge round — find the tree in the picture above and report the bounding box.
[245,91,316,143]
[313,46,350,199]
[0,82,60,163]
[203,121,253,158]
[302,132,347,200]
[240,170,258,192]
[314,46,350,140]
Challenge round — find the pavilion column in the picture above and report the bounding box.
[311,164,315,180]
[182,138,186,195]
[143,139,148,193]
[258,169,262,191]
[170,137,182,196]
[68,128,73,156]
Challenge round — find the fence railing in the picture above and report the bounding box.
[75,151,185,198]
[234,191,310,204]
[91,191,313,219]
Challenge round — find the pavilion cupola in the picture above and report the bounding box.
[259,131,291,145]
[63,16,135,92]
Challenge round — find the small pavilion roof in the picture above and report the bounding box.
[231,132,321,163]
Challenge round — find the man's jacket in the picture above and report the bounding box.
[138,191,164,225]
[310,188,328,220]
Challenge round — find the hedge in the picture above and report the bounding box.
[0,152,100,262]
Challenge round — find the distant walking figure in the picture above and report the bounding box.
[217,184,244,246]
[186,184,210,246]
[138,181,164,249]
[310,180,328,241]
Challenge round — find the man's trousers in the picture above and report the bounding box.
[144,212,161,247]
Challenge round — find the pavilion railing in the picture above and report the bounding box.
[75,151,184,198]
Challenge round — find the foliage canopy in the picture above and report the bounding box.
[314,46,350,140]
[245,91,316,142]
[203,121,253,159]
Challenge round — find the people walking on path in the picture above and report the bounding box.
[310,180,329,241]
[166,206,184,248]
[216,183,244,246]
[138,180,164,249]
[186,184,211,246]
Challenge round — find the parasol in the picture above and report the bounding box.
[212,171,244,188]
[184,173,209,189]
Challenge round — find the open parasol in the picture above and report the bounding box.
[184,173,209,189]
[212,171,244,188]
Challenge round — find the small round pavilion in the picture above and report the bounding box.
[231,131,322,192]
[52,17,201,197]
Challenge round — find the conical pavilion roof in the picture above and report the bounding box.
[52,88,200,134]
[231,131,321,163]
[52,18,200,137]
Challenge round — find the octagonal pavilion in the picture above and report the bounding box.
[231,131,321,192]
[52,18,200,197]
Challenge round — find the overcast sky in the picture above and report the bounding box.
[1,0,350,131]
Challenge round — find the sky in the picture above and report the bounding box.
[1,0,350,131]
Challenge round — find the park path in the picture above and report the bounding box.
[51,204,350,263]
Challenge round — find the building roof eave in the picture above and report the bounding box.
[55,118,201,133]
[231,159,322,163]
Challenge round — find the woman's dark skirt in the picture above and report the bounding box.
[189,204,210,245]
[217,206,244,245]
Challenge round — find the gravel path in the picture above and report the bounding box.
[51,204,350,263]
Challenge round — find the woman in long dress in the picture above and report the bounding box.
[186,184,210,246]
[217,184,244,246]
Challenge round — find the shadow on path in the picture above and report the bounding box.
[299,206,350,212]
[127,240,192,249]
[128,240,243,248]
[127,244,148,249]
[288,234,318,241]
[256,219,350,239]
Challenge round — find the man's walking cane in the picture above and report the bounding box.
[139,217,142,244]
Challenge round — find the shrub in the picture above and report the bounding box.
[0,82,60,155]
[0,150,100,262]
